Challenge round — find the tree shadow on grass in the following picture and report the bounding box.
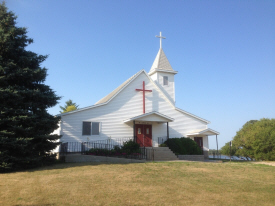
[11,159,146,173]
[14,204,56,206]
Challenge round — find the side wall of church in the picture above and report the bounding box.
[59,72,209,151]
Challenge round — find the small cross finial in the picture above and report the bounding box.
[156,31,166,49]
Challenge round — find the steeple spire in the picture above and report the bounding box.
[156,31,166,49]
[149,32,178,104]
[149,32,176,74]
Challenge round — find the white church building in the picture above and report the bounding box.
[55,32,219,157]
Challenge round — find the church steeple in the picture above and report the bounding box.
[148,32,177,76]
[149,48,175,74]
[149,32,178,104]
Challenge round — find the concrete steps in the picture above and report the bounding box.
[145,147,178,161]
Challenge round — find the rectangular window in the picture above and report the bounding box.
[82,122,91,135]
[163,76,168,85]
[82,122,100,135]
[92,122,100,135]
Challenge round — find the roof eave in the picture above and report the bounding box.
[57,69,178,117]
[123,111,174,123]
[148,69,178,76]
[186,128,220,136]
[175,108,210,124]
[57,102,107,117]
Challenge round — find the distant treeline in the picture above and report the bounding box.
[208,149,221,155]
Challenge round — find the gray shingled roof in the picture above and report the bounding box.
[149,48,175,73]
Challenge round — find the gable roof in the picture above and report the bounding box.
[186,128,220,136]
[93,69,174,107]
[58,69,174,116]
[95,73,138,105]
[58,69,209,125]
[149,48,177,75]
[176,108,210,124]
[123,111,174,123]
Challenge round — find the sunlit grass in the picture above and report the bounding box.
[0,161,274,206]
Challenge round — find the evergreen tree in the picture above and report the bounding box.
[0,3,61,172]
[60,99,79,113]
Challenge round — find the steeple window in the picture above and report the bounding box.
[163,76,168,85]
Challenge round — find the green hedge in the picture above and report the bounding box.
[87,140,141,156]
[164,137,202,155]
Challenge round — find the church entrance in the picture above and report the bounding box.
[194,137,203,149]
[135,124,152,147]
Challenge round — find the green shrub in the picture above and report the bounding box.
[121,140,140,154]
[88,148,111,156]
[87,140,141,156]
[164,137,202,155]
[159,143,167,147]
[113,145,121,152]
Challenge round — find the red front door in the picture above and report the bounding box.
[194,137,203,149]
[135,124,152,147]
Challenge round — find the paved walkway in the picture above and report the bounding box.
[251,161,275,167]
[159,160,275,166]
[153,159,223,163]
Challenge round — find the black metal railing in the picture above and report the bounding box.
[158,136,168,145]
[211,151,221,159]
[60,137,133,153]
[60,137,149,160]
[88,137,134,147]
[135,136,156,161]
[85,142,147,160]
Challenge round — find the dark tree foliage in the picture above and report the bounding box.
[220,141,236,157]
[0,3,61,172]
[233,118,275,161]
[164,137,202,155]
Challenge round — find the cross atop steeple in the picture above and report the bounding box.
[156,31,166,49]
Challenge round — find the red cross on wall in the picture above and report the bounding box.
[136,81,152,114]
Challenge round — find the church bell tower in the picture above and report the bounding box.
[148,32,178,104]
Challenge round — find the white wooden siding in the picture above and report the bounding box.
[150,72,175,103]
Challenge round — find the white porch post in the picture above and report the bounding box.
[133,120,136,142]
[216,134,219,158]
[167,122,169,139]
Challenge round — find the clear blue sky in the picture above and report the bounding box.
[6,0,275,149]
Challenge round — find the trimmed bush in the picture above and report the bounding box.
[164,137,202,155]
[87,140,141,156]
[121,140,140,154]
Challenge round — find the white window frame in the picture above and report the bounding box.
[91,122,100,135]
[82,121,101,136]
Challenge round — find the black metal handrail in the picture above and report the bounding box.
[60,137,147,160]
[135,136,156,161]
[135,136,150,160]
[89,137,134,146]
[60,138,133,154]
[158,136,168,145]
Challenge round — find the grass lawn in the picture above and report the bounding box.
[0,161,274,206]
